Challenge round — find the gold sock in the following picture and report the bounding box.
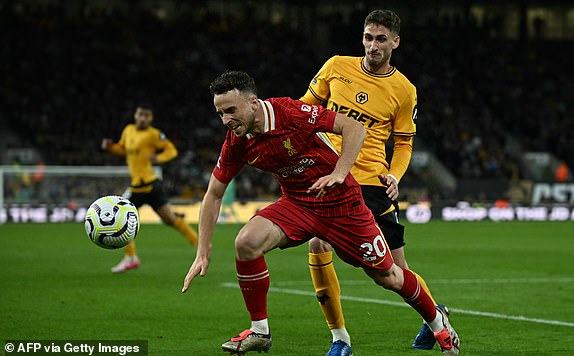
[173,217,198,246]
[309,251,345,329]
[124,241,136,257]
[414,271,437,305]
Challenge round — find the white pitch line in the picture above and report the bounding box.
[220,282,574,328]
[268,276,574,286]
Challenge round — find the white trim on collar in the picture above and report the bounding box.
[259,99,276,133]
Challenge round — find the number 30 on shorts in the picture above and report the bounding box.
[360,235,388,262]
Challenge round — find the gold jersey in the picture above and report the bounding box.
[109,124,177,189]
[301,55,417,186]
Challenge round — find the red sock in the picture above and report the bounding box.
[236,256,270,321]
[398,268,437,322]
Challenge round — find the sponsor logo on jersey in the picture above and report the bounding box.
[301,104,312,112]
[330,102,379,128]
[277,158,315,178]
[307,104,320,124]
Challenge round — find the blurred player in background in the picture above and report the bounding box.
[182,70,459,356]
[102,104,198,273]
[301,9,449,354]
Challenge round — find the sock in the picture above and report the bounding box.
[124,241,136,258]
[251,319,269,335]
[331,328,351,345]
[309,251,345,330]
[413,271,437,305]
[236,256,270,321]
[397,267,437,323]
[173,217,198,246]
[427,311,445,333]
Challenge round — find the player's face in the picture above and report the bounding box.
[213,89,258,138]
[362,23,399,72]
[134,108,153,130]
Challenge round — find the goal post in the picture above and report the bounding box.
[0,165,161,224]
[0,165,274,224]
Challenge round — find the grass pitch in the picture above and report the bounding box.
[1,221,573,355]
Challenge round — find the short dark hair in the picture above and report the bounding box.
[136,103,154,112]
[209,70,258,97]
[364,9,400,35]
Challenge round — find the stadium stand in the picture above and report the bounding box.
[1,0,572,203]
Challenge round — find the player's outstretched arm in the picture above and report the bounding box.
[101,138,126,156]
[101,138,113,150]
[182,174,228,293]
[308,113,365,198]
[331,113,365,178]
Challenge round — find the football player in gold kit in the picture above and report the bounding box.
[102,104,198,273]
[301,10,457,355]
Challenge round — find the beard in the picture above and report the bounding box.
[365,50,391,71]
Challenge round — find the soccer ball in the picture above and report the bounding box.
[84,195,140,249]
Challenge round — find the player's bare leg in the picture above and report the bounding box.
[390,246,408,269]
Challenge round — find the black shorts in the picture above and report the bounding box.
[123,180,169,210]
[360,185,405,250]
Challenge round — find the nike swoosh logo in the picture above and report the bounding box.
[248,155,260,165]
[371,257,386,267]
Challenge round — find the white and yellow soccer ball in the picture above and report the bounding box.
[84,195,140,249]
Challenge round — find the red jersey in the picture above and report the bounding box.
[213,97,363,217]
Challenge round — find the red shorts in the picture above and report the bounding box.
[256,197,394,271]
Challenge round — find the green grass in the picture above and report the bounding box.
[1,221,573,355]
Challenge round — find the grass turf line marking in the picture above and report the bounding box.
[269,276,574,286]
[220,282,574,328]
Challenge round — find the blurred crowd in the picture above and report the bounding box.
[1,2,572,202]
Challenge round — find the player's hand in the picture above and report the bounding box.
[307,173,345,198]
[101,138,113,150]
[182,253,210,293]
[379,174,399,201]
[149,154,159,164]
